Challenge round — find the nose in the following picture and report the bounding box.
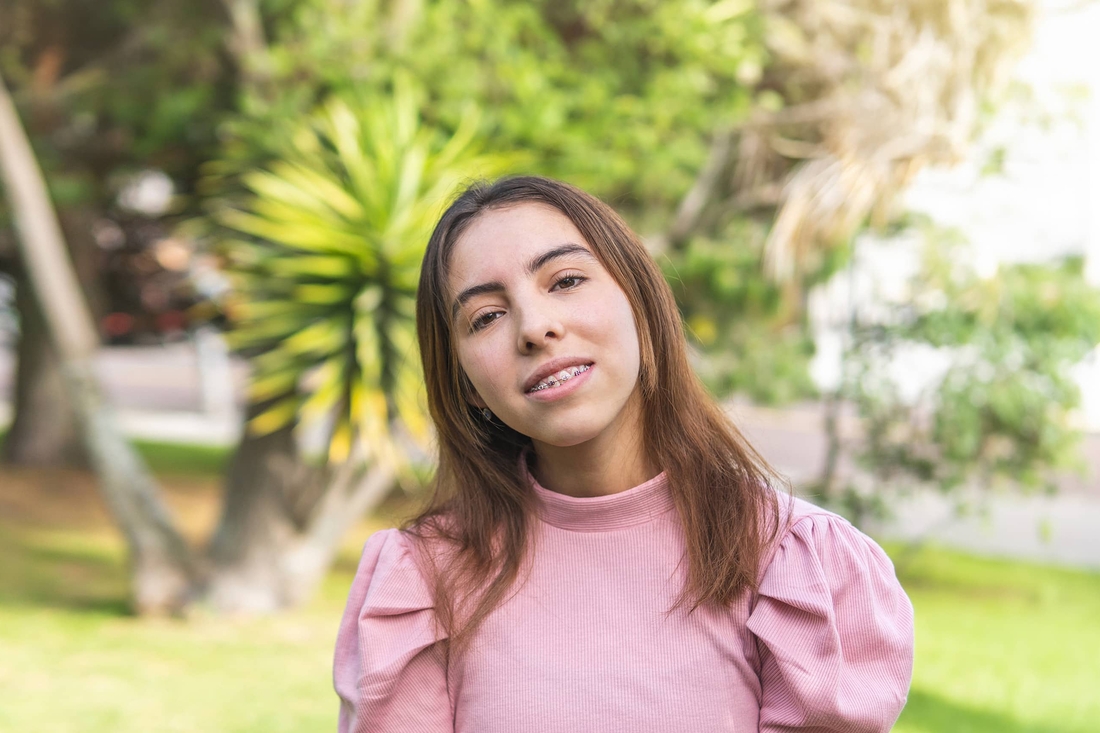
[515,299,563,353]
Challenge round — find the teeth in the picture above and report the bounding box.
[529,364,590,392]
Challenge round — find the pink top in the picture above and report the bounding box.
[333,472,914,732]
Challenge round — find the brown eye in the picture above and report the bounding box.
[552,274,586,291]
[471,311,503,332]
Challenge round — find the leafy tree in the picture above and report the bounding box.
[647,0,1035,401]
[206,0,1039,411]
[0,0,1048,613]
[166,0,1050,608]
[662,217,820,403]
[213,0,767,221]
[0,0,238,465]
[815,228,1100,526]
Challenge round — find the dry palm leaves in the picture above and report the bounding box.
[762,0,1035,280]
[667,0,1036,284]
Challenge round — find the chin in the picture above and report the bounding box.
[534,432,597,449]
[526,418,610,449]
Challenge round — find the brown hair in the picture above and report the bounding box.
[409,175,786,655]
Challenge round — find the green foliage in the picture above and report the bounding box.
[0,0,234,205]
[232,0,766,225]
[206,80,509,465]
[833,231,1100,520]
[206,0,805,430]
[663,221,818,403]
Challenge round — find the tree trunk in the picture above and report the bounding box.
[3,270,87,466]
[219,0,274,96]
[205,418,396,612]
[0,71,196,613]
[1,71,399,615]
[205,422,313,612]
[4,204,105,467]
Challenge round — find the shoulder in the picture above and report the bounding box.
[750,496,915,731]
[754,492,913,646]
[334,528,452,731]
[343,528,436,617]
[779,492,857,532]
[762,494,896,581]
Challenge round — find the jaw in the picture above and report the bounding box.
[527,390,653,495]
[528,386,645,453]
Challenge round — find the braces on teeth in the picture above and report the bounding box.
[529,364,590,392]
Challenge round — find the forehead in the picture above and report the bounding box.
[448,203,590,284]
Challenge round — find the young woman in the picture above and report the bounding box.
[334,176,914,733]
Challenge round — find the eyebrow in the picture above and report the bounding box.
[451,243,597,321]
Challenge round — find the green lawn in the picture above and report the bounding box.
[889,546,1100,733]
[0,459,1097,732]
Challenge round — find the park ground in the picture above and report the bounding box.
[0,441,1098,733]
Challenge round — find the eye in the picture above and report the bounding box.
[552,273,586,291]
[470,310,504,333]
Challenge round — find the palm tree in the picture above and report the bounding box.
[198,80,510,609]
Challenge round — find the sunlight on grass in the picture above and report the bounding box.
[0,457,406,733]
[0,521,346,733]
[890,545,1100,733]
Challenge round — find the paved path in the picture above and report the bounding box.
[1,344,1098,570]
[0,341,248,445]
[731,401,1100,570]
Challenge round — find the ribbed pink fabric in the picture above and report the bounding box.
[333,472,914,732]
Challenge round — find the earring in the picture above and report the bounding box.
[481,407,493,421]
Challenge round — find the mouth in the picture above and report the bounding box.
[526,362,593,394]
[523,358,594,394]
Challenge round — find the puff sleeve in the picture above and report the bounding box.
[747,507,914,732]
[333,529,452,733]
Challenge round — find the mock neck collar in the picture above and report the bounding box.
[523,459,675,532]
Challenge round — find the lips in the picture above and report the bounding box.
[523,357,595,393]
[528,364,591,392]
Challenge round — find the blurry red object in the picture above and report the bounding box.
[102,312,134,337]
[155,310,188,333]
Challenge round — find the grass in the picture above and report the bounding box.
[890,545,1100,733]
[0,429,233,476]
[0,453,1097,732]
[0,456,384,733]
[127,439,232,476]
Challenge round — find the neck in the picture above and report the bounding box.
[529,393,659,498]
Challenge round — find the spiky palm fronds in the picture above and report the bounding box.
[211,82,510,467]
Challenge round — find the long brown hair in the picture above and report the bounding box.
[410,175,785,654]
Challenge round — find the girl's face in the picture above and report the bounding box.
[448,203,644,451]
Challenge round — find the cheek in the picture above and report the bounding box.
[589,295,641,359]
[458,337,511,399]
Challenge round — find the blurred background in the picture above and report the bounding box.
[0,0,1098,731]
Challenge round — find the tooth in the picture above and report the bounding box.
[555,369,572,381]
